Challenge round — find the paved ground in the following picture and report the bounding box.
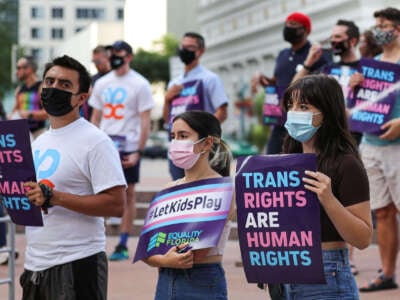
[0,158,399,299]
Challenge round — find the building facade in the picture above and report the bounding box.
[18,0,124,70]
[195,0,400,133]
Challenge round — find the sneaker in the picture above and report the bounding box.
[0,248,19,265]
[109,244,128,261]
[0,249,8,265]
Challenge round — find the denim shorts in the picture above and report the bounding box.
[284,248,359,299]
[155,263,227,300]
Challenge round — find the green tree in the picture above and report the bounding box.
[0,0,18,98]
[131,34,179,83]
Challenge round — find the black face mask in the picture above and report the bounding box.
[283,26,304,44]
[331,40,349,56]
[41,88,76,116]
[177,48,196,65]
[110,54,125,70]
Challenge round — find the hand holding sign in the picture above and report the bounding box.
[379,117,400,141]
[302,170,334,205]
[0,119,43,226]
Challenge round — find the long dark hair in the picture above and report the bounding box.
[173,110,231,176]
[282,75,359,172]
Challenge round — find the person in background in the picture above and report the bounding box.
[358,29,383,58]
[89,40,155,261]
[292,19,362,145]
[258,12,330,155]
[9,56,47,139]
[351,7,400,293]
[281,74,372,299]
[163,32,229,180]
[81,45,112,121]
[143,110,233,300]
[21,55,126,300]
[347,28,383,277]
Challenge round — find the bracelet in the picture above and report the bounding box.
[134,149,144,155]
[39,180,54,214]
[303,64,312,71]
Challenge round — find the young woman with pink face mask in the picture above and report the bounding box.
[143,110,233,300]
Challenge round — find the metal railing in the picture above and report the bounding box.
[0,216,15,300]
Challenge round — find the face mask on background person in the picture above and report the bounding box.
[177,48,196,65]
[373,29,396,46]
[168,138,205,169]
[41,87,78,116]
[284,111,321,143]
[283,26,304,44]
[330,40,349,56]
[110,54,125,70]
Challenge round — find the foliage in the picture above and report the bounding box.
[152,33,180,57]
[248,89,271,152]
[0,0,18,98]
[131,34,179,83]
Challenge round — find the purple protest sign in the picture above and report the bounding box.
[0,119,43,226]
[263,86,285,125]
[235,154,324,284]
[322,64,358,105]
[133,177,233,262]
[168,80,204,131]
[348,58,400,134]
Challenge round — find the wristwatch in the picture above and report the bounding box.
[296,64,312,72]
[135,149,144,155]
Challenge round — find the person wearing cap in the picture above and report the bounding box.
[162,32,229,181]
[258,12,330,155]
[89,40,155,261]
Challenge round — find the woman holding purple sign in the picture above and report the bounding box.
[142,111,233,300]
[279,74,372,299]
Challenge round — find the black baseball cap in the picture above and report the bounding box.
[112,40,133,54]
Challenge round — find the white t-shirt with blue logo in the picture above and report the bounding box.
[88,69,155,152]
[25,118,127,271]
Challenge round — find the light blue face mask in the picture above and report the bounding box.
[284,111,321,143]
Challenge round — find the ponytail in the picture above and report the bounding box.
[209,138,232,176]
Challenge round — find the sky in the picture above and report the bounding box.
[124,0,167,51]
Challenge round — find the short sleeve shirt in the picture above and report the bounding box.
[25,118,127,271]
[167,65,228,114]
[88,69,155,151]
[321,154,369,242]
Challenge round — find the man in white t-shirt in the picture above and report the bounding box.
[23,55,127,300]
[89,40,155,261]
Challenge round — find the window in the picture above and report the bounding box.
[31,48,43,61]
[51,28,64,39]
[31,6,44,19]
[52,7,64,19]
[31,27,43,39]
[76,8,104,19]
[75,27,83,33]
[117,8,124,20]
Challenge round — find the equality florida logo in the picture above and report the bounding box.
[146,230,203,252]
